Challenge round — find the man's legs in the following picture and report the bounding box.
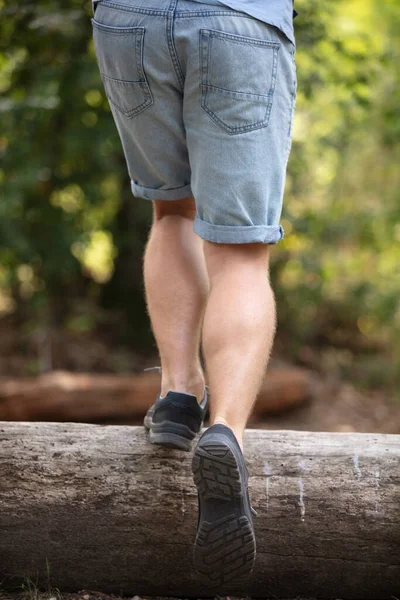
[144,197,276,582]
[201,241,276,451]
[143,196,209,402]
[143,197,276,450]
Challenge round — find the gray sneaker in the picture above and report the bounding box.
[143,366,209,452]
[192,423,257,585]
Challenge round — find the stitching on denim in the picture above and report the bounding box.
[167,0,178,11]
[132,181,192,192]
[203,83,273,100]
[104,84,153,118]
[95,2,167,16]
[92,0,296,41]
[207,31,212,88]
[96,26,153,119]
[196,220,283,232]
[176,11,256,19]
[94,1,257,19]
[166,11,184,92]
[92,19,145,34]
[201,99,272,135]
[137,28,155,108]
[193,217,284,243]
[207,36,279,48]
[198,27,202,91]
[199,30,280,135]
[199,28,204,91]
[135,27,143,79]
[285,52,297,158]
[204,28,281,48]
[101,73,144,84]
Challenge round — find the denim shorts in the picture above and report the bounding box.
[91,0,297,244]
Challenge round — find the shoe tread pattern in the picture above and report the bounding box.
[192,440,256,586]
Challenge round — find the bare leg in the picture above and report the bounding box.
[143,197,209,401]
[201,242,276,451]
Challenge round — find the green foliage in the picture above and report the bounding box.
[0,0,124,295]
[0,0,399,385]
[272,0,400,388]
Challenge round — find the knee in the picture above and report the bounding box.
[203,241,271,280]
[204,240,271,264]
[152,197,197,221]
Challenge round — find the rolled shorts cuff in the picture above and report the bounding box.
[193,216,285,244]
[131,180,193,201]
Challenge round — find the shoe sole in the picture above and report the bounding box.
[144,417,198,452]
[192,437,256,586]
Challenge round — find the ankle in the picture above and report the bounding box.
[211,416,244,452]
[161,370,206,402]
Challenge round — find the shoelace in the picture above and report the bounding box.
[143,365,162,374]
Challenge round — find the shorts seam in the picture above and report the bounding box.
[105,88,153,117]
[167,10,185,91]
[193,216,285,244]
[95,1,261,20]
[203,83,273,99]
[91,20,144,34]
[92,1,296,45]
[131,180,192,200]
[202,28,281,48]
[95,2,167,16]
[175,11,265,19]
[201,99,272,135]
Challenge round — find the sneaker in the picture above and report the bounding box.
[192,423,257,585]
[143,366,209,452]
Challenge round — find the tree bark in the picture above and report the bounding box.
[0,423,399,599]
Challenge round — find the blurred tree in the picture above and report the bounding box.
[0,0,154,349]
[0,0,399,385]
[274,0,400,389]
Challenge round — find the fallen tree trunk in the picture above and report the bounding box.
[0,368,311,422]
[0,423,399,599]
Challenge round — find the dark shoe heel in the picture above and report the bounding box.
[144,384,209,451]
[149,420,196,452]
[192,438,256,585]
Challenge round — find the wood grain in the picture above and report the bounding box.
[0,423,399,599]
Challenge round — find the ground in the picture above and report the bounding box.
[0,592,341,600]
[250,370,400,434]
[0,316,399,434]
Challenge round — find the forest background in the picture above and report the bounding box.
[1,0,399,397]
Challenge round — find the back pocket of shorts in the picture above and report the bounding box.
[200,28,280,135]
[92,20,153,118]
